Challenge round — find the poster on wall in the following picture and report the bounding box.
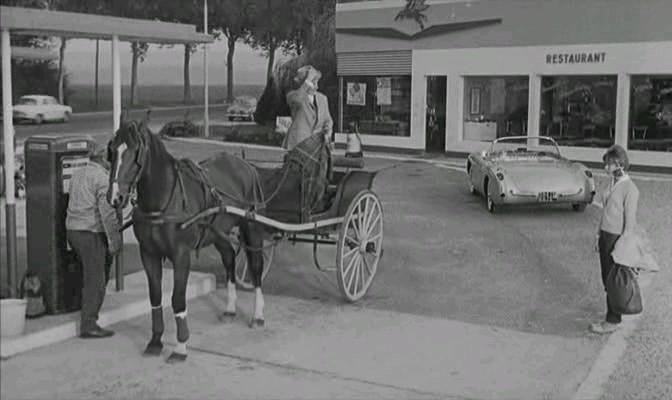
[376,78,392,105]
[347,82,366,106]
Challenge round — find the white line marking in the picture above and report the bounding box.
[572,273,655,400]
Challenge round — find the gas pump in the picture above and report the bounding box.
[24,135,94,314]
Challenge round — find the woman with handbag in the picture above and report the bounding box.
[589,144,640,334]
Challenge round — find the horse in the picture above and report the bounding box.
[106,114,269,363]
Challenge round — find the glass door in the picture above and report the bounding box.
[426,76,447,152]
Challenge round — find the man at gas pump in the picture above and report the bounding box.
[65,142,121,339]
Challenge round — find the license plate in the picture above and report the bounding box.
[538,192,557,202]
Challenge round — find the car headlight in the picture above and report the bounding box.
[496,172,505,181]
[584,170,593,178]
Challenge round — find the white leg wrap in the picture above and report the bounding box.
[175,310,187,319]
[226,281,237,313]
[254,288,264,320]
[174,341,187,355]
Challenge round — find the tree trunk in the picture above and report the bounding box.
[226,35,236,103]
[94,39,99,107]
[58,37,66,104]
[266,38,277,81]
[131,43,139,106]
[183,44,192,104]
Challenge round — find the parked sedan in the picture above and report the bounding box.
[226,96,257,122]
[13,95,72,124]
[466,136,596,213]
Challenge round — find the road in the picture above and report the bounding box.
[2,138,671,399]
[2,105,231,144]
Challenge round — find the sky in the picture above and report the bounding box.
[63,38,286,86]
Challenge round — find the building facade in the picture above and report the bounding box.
[335,0,672,168]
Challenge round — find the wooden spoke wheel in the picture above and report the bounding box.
[231,229,275,291]
[336,190,383,302]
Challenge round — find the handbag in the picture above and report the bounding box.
[606,263,643,315]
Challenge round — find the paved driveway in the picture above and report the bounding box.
[2,138,670,400]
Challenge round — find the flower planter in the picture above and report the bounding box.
[1,298,28,337]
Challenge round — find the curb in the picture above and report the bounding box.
[0,269,216,360]
[572,272,656,400]
[166,137,672,180]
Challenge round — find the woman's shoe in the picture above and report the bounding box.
[590,321,620,334]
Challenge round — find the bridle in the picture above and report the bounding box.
[109,121,149,198]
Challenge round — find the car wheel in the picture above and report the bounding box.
[572,203,587,212]
[34,114,44,124]
[62,112,71,122]
[485,181,498,214]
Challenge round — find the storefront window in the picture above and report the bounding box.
[629,75,672,152]
[341,76,411,137]
[462,76,529,142]
[540,75,617,148]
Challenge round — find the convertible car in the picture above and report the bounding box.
[466,136,595,213]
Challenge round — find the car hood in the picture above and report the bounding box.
[498,161,584,192]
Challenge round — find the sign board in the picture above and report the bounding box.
[61,156,89,194]
[347,82,366,106]
[376,78,392,105]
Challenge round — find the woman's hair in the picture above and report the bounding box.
[602,144,630,170]
[294,65,321,86]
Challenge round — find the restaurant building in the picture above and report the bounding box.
[335,0,672,168]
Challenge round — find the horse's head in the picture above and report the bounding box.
[107,113,151,208]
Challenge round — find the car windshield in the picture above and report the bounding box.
[18,97,38,105]
[233,97,256,107]
[487,137,561,162]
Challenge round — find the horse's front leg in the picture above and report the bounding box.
[140,249,164,356]
[214,239,237,321]
[242,222,265,328]
[167,249,192,363]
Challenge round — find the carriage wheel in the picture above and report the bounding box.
[232,230,275,291]
[336,190,384,302]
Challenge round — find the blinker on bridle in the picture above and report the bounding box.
[110,121,148,193]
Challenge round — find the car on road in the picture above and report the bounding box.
[13,95,72,124]
[466,136,596,213]
[226,95,257,122]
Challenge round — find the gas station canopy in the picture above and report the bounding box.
[1,6,214,298]
[0,6,213,44]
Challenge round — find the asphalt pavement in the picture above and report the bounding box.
[1,137,670,399]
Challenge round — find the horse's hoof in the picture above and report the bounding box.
[143,342,163,357]
[249,318,265,329]
[219,311,237,322]
[166,352,188,364]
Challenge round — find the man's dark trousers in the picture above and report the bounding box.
[67,230,113,332]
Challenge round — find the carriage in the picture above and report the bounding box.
[179,152,384,302]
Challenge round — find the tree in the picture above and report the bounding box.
[103,0,159,107]
[254,0,336,126]
[394,0,430,30]
[129,41,149,106]
[245,0,293,81]
[210,0,255,102]
[154,0,203,104]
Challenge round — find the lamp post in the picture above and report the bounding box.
[203,0,209,138]
[2,28,18,298]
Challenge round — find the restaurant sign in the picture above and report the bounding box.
[546,52,606,65]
